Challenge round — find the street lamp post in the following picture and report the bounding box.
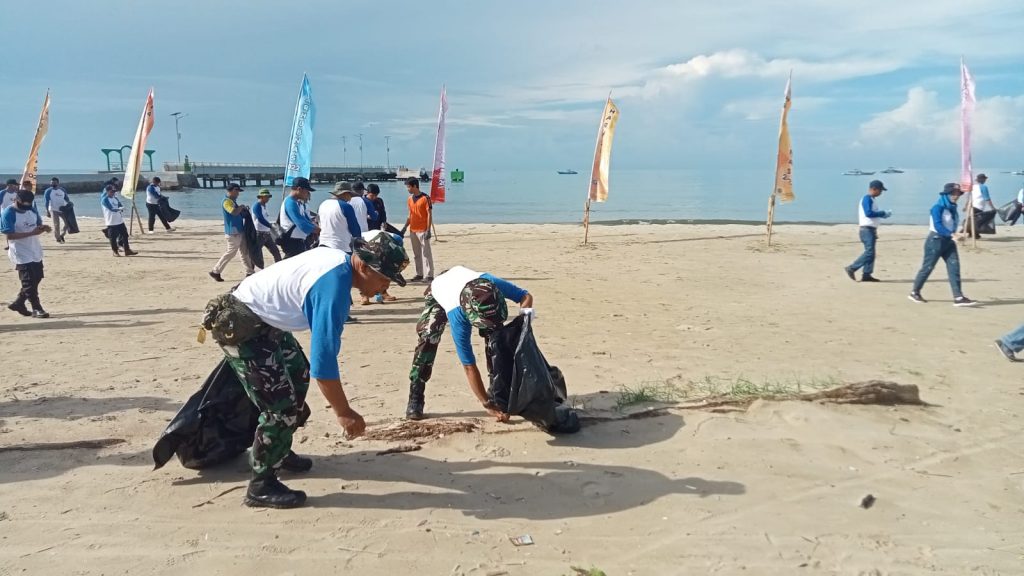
[357,133,363,175]
[341,136,347,166]
[170,112,186,164]
[385,135,391,171]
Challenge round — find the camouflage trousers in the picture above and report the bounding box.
[221,332,311,476]
[408,292,449,394]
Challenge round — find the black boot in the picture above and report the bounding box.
[243,473,307,509]
[280,451,313,473]
[406,381,426,420]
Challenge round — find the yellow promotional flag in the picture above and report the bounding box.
[588,97,619,203]
[773,75,794,202]
[20,91,51,193]
[121,89,155,200]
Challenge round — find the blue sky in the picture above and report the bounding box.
[2,0,1022,171]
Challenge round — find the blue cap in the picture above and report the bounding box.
[869,179,886,191]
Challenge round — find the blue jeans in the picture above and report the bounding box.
[911,233,963,298]
[999,323,1024,353]
[848,227,877,275]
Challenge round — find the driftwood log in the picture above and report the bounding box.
[798,380,925,405]
[0,438,126,453]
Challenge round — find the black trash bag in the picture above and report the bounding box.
[997,200,1021,224]
[158,196,181,223]
[61,202,80,234]
[152,359,259,470]
[485,315,580,434]
[971,208,998,235]
[240,207,266,270]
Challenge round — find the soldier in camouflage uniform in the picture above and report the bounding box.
[203,233,408,508]
[406,266,533,420]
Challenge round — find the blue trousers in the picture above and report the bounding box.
[848,227,878,275]
[911,234,963,298]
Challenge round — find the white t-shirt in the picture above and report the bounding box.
[0,189,17,211]
[1,206,44,265]
[348,197,369,234]
[1017,187,1023,204]
[318,198,354,253]
[47,187,69,212]
[101,195,126,226]
[430,266,484,312]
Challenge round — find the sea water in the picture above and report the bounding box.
[65,168,1024,226]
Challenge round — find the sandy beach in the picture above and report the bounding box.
[1,219,1022,575]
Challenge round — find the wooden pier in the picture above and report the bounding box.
[163,162,405,189]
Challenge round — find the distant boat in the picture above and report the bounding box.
[842,169,876,176]
[557,169,578,175]
[880,167,904,174]
[1012,170,1024,176]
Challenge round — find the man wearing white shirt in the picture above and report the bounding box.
[101,185,137,256]
[200,233,408,508]
[1,190,52,318]
[341,181,369,234]
[252,188,281,265]
[1,179,19,212]
[278,177,319,258]
[145,176,174,233]
[43,177,70,244]
[318,183,362,252]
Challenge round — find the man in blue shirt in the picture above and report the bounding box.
[278,177,319,258]
[145,176,174,233]
[406,266,534,420]
[845,180,891,282]
[252,188,282,264]
[202,232,408,508]
[909,183,978,306]
[209,184,254,282]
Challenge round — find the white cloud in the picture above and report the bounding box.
[859,87,1024,147]
[722,96,831,121]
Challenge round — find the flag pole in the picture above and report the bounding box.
[766,193,777,246]
[583,198,592,244]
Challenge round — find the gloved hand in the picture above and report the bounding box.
[519,307,536,319]
[884,210,893,218]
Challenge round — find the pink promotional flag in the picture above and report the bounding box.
[429,85,448,204]
[960,58,976,191]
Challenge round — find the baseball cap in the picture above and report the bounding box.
[868,179,886,191]
[976,173,988,181]
[5,179,18,186]
[227,183,244,192]
[352,181,365,192]
[291,177,316,191]
[941,183,962,195]
[352,233,409,287]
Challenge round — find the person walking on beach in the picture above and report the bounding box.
[1,179,19,212]
[43,177,71,244]
[405,265,533,420]
[252,189,282,265]
[908,183,977,306]
[402,177,434,282]
[101,184,137,257]
[209,184,254,282]
[994,321,1024,361]
[145,177,174,233]
[965,173,997,238]
[200,233,408,508]
[2,189,51,318]
[278,177,319,258]
[845,180,891,282]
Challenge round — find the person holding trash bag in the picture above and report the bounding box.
[405,266,533,421]
[200,232,409,508]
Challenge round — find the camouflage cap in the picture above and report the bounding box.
[352,233,409,287]
[459,278,508,334]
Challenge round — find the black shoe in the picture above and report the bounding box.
[844,267,856,281]
[953,296,979,307]
[346,315,359,323]
[209,271,224,282]
[112,251,121,257]
[995,340,1017,362]
[411,275,424,283]
[280,451,313,473]
[32,309,49,319]
[425,277,434,282]
[908,292,927,304]
[406,382,426,420]
[124,249,138,256]
[7,302,31,317]
[243,475,307,509]
[861,275,881,282]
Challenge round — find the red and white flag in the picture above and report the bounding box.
[121,88,155,199]
[429,85,448,203]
